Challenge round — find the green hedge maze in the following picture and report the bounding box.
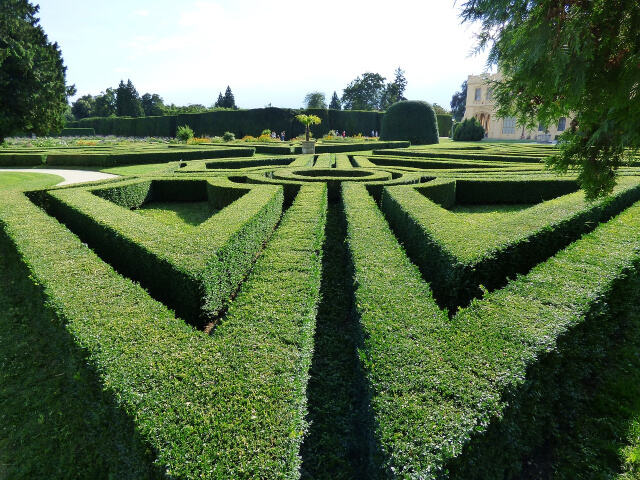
[2,146,640,479]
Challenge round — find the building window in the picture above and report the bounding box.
[558,117,566,131]
[475,88,481,101]
[538,123,546,132]
[502,116,516,135]
[486,88,493,100]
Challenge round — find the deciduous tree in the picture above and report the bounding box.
[459,0,640,198]
[141,93,165,116]
[0,0,75,142]
[341,72,387,111]
[303,91,327,109]
[93,88,116,118]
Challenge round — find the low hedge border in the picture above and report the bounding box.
[381,177,640,311]
[0,183,328,478]
[44,147,256,167]
[204,156,296,170]
[373,148,545,163]
[0,153,46,166]
[368,155,517,170]
[342,181,640,477]
[36,177,283,327]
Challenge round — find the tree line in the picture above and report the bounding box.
[70,81,238,121]
[304,67,450,116]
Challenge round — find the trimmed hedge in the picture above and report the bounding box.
[0,153,46,166]
[0,182,328,478]
[342,181,640,477]
[58,128,96,136]
[36,177,283,327]
[380,101,439,145]
[373,148,545,163]
[380,177,640,311]
[44,146,255,167]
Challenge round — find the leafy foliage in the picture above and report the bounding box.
[459,0,640,198]
[115,79,143,118]
[304,91,327,109]
[452,117,485,141]
[176,124,194,142]
[380,100,439,145]
[295,114,322,141]
[141,93,165,116]
[341,72,387,111]
[450,80,467,121]
[380,67,408,110]
[0,0,75,142]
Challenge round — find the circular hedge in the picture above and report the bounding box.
[380,100,439,145]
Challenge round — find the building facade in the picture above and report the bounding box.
[463,73,570,141]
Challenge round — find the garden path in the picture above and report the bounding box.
[0,168,119,185]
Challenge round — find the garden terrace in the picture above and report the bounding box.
[2,140,640,479]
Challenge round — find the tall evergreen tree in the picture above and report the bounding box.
[115,79,144,117]
[0,0,75,142]
[329,91,341,110]
[380,67,408,110]
[222,86,236,109]
[214,92,224,108]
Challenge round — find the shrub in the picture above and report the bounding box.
[222,131,235,142]
[176,124,194,142]
[453,117,485,141]
[379,100,439,145]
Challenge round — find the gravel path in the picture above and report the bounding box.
[0,168,119,185]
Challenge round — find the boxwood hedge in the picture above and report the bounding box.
[35,177,283,327]
[342,181,640,478]
[0,182,327,479]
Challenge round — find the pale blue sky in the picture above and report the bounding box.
[37,0,491,110]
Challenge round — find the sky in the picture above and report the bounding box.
[36,0,493,111]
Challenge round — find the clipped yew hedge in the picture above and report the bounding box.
[0,182,328,478]
[34,177,283,327]
[380,177,640,311]
[342,181,640,478]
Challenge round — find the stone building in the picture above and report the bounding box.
[463,72,570,142]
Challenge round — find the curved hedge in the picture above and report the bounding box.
[380,100,439,145]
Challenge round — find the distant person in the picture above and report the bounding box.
[342,131,346,138]
[281,131,285,141]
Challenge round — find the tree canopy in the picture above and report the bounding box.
[303,91,327,109]
[0,0,75,142]
[459,0,640,198]
[450,80,467,121]
[341,69,408,111]
[341,72,387,111]
[116,79,143,118]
